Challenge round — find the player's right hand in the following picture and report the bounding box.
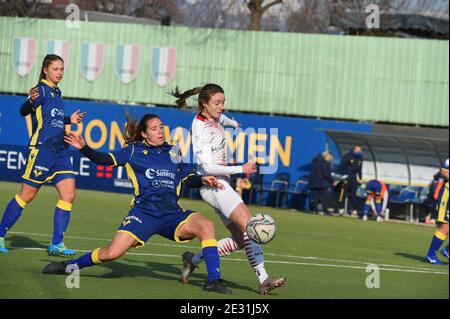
[29,87,39,103]
[243,161,257,174]
[64,132,86,150]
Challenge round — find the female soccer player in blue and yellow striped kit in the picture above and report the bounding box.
[0,54,86,257]
[425,156,449,265]
[43,114,232,294]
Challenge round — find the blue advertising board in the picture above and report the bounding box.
[0,94,372,194]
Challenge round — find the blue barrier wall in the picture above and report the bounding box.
[0,94,373,194]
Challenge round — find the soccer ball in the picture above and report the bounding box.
[246,214,276,244]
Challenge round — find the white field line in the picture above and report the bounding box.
[7,231,449,276]
[10,247,449,276]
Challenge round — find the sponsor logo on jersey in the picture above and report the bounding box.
[145,168,176,180]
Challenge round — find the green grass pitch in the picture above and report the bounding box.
[0,181,448,299]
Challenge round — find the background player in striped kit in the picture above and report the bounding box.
[425,156,449,265]
[0,54,86,257]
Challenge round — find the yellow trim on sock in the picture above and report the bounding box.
[435,231,447,241]
[201,239,218,248]
[56,200,72,211]
[91,248,102,264]
[15,195,27,209]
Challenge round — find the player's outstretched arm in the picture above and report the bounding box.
[65,132,115,166]
[182,174,224,190]
[201,161,257,176]
[219,114,240,129]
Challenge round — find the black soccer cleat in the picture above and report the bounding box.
[203,279,232,295]
[42,260,72,275]
[181,251,198,284]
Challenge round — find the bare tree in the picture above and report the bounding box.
[246,0,283,30]
[182,0,248,29]
[285,0,334,33]
[133,0,182,23]
[0,0,60,18]
[75,0,164,16]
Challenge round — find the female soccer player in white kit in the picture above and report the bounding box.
[170,84,286,295]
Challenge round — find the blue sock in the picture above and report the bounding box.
[427,231,446,256]
[375,203,382,216]
[52,200,72,245]
[201,240,221,283]
[363,203,370,215]
[0,195,27,238]
[69,248,102,269]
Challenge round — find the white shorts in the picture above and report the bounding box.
[200,178,244,226]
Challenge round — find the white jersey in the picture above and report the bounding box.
[192,112,245,220]
[191,113,242,178]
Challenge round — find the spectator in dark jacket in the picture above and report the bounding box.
[309,151,336,214]
[337,145,364,216]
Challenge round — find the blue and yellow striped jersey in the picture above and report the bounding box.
[436,156,449,223]
[28,79,67,151]
[109,142,197,217]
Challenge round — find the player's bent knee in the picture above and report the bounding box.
[19,193,35,204]
[200,218,214,231]
[60,192,76,203]
[440,224,449,235]
[19,188,39,203]
[196,218,215,238]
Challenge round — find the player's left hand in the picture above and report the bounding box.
[231,117,241,129]
[29,87,39,103]
[70,109,87,124]
[202,176,224,190]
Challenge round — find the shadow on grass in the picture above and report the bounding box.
[8,235,48,250]
[395,252,449,265]
[81,257,257,294]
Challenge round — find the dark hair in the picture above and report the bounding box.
[39,54,64,82]
[124,113,161,144]
[169,84,224,110]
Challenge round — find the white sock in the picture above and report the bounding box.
[243,232,269,284]
[191,237,240,267]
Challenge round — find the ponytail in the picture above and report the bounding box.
[169,84,224,111]
[169,87,202,109]
[123,113,160,145]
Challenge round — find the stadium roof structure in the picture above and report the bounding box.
[79,10,178,26]
[330,11,449,38]
[323,127,448,186]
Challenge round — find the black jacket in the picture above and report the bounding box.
[309,155,334,190]
[338,151,363,182]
